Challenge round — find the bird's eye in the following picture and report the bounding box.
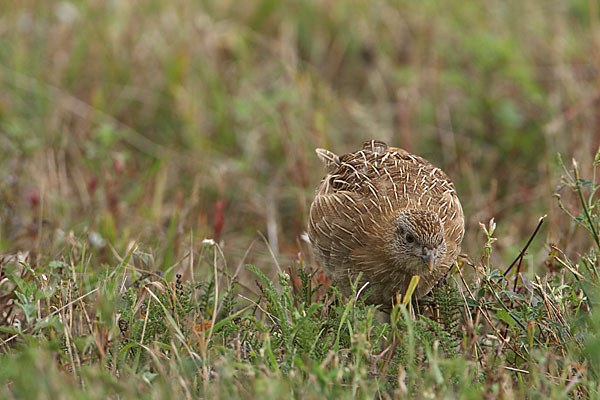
[405,234,414,243]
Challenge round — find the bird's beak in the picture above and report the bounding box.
[421,249,436,272]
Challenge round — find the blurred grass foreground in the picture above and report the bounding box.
[1,0,600,398]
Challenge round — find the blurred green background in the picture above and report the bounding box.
[0,0,598,278]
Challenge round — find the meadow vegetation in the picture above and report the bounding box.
[1,0,600,398]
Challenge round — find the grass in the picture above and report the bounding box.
[1,0,600,398]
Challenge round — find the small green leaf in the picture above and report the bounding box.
[497,309,517,327]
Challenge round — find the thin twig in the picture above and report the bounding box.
[258,231,283,276]
[574,165,600,249]
[238,294,280,325]
[456,267,528,362]
[504,215,546,277]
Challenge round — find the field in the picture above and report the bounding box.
[1,0,600,398]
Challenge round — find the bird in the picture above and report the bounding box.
[308,140,464,312]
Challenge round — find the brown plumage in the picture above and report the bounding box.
[308,140,464,311]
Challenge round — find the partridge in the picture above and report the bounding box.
[308,140,464,311]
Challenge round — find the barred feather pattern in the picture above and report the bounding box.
[308,140,464,311]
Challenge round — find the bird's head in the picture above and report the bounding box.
[388,209,447,273]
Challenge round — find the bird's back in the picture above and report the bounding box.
[308,140,464,305]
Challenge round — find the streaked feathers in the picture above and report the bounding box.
[308,140,464,310]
